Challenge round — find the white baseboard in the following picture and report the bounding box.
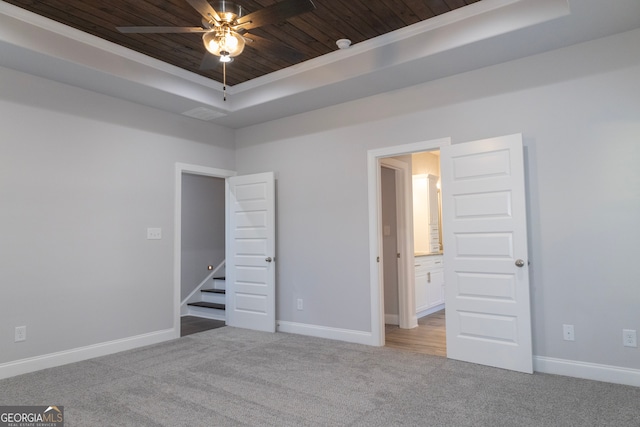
[275,323,640,387]
[277,321,374,346]
[417,303,445,319]
[5,324,637,389]
[385,314,399,325]
[0,328,177,380]
[534,356,640,387]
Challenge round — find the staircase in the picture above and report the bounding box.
[186,276,226,321]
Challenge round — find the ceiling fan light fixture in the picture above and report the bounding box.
[203,27,245,58]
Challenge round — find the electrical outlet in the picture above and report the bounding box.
[15,326,26,342]
[296,298,303,311]
[147,227,162,240]
[623,329,637,348]
[563,324,575,341]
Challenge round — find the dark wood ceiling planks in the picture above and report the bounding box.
[3,0,480,86]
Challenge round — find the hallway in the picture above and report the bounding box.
[385,309,446,356]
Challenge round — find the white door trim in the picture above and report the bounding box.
[367,138,451,346]
[174,163,236,336]
[379,158,416,330]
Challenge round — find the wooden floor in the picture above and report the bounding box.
[385,309,446,356]
[180,316,225,337]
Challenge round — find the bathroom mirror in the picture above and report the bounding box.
[412,173,442,255]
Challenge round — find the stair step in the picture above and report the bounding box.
[212,276,226,292]
[201,288,225,304]
[201,288,225,294]
[187,302,225,310]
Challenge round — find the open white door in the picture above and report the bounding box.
[441,134,533,373]
[226,172,276,332]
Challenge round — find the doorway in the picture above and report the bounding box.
[369,134,533,373]
[380,150,446,356]
[380,166,400,326]
[385,310,446,356]
[173,163,235,337]
[367,137,451,347]
[175,166,277,336]
[379,157,415,330]
[179,172,226,335]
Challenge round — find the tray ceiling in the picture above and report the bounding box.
[2,0,638,129]
[1,0,480,86]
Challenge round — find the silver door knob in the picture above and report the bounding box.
[515,259,525,267]
[265,257,273,263]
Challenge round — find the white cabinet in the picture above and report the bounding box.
[426,264,444,307]
[415,264,428,312]
[415,255,444,315]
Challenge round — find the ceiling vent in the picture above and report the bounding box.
[181,107,227,121]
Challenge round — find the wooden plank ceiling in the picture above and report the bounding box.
[3,0,480,86]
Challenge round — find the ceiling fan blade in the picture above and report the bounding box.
[235,0,315,31]
[185,0,222,22]
[117,26,207,34]
[243,33,305,62]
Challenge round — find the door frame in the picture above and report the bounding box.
[368,138,451,346]
[173,163,236,336]
[379,158,416,330]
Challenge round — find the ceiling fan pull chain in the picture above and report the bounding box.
[223,61,227,101]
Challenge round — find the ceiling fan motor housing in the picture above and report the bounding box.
[213,1,244,23]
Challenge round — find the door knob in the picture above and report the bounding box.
[515,259,525,267]
[265,257,273,263]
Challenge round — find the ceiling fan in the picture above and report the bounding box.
[117,0,316,99]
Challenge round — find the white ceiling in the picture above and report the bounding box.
[1,0,639,129]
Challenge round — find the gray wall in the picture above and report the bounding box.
[0,66,235,365]
[181,174,225,300]
[1,25,638,377]
[235,29,640,370]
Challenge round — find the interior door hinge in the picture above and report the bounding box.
[397,253,401,258]
[377,256,380,263]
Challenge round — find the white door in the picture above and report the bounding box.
[441,134,533,373]
[226,172,276,332]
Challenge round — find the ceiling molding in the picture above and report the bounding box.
[2,0,639,128]
[232,0,523,93]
